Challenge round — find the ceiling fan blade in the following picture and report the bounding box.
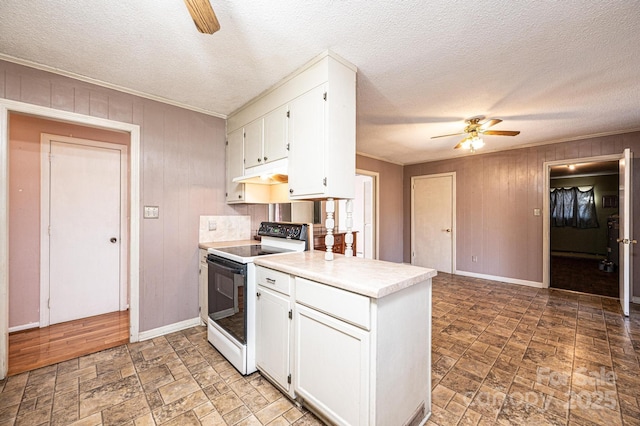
[431,132,465,139]
[479,118,502,130]
[482,130,520,136]
[184,0,220,34]
[453,137,469,149]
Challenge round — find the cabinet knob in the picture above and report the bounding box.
[238,194,242,199]
[257,158,262,163]
[264,156,268,161]
[256,292,261,298]
[289,188,294,194]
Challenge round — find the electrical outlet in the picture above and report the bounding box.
[208,220,217,231]
[472,256,478,262]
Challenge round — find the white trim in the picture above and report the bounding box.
[0,98,141,380]
[8,322,39,333]
[356,169,380,260]
[0,105,7,379]
[410,172,456,274]
[542,153,622,289]
[455,270,545,288]
[138,317,202,342]
[632,296,640,304]
[0,54,226,119]
[40,134,129,326]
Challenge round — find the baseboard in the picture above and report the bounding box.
[8,322,39,333]
[632,296,640,304]
[455,270,545,288]
[138,317,202,342]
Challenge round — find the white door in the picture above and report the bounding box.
[48,140,121,324]
[619,148,634,316]
[412,174,455,273]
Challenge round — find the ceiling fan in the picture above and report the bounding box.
[184,0,220,34]
[431,116,520,152]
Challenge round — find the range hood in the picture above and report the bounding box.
[232,159,288,185]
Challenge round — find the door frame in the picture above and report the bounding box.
[40,134,129,327]
[542,153,622,288]
[356,169,379,259]
[0,99,141,379]
[410,172,456,273]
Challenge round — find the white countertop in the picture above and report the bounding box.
[254,251,437,299]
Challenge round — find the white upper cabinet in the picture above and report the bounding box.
[263,105,289,165]
[226,51,356,202]
[287,85,326,198]
[243,118,264,169]
[226,128,245,202]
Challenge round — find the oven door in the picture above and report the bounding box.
[207,254,247,344]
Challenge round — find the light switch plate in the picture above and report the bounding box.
[144,206,159,219]
[533,208,541,216]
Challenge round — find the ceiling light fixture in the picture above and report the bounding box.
[460,133,485,153]
[184,0,220,34]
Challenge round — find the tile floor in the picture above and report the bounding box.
[428,273,640,426]
[1,273,639,426]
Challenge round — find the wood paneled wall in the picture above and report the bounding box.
[1,60,268,332]
[404,132,640,296]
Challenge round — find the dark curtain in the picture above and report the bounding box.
[550,187,599,228]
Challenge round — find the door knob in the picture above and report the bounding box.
[445,229,452,233]
[110,237,117,243]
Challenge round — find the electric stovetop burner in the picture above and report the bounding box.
[212,244,293,258]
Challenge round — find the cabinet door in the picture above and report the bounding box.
[226,129,245,202]
[263,105,289,164]
[199,249,208,324]
[288,85,326,198]
[256,286,292,392]
[294,304,369,425]
[244,119,264,169]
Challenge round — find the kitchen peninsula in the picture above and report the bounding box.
[253,251,435,426]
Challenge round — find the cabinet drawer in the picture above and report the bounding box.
[295,277,370,330]
[257,266,291,295]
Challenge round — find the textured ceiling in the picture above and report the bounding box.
[1,1,639,164]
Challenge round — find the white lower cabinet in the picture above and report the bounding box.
[254,266,431,426]
[295,304,369,425]
[255,286,292,395]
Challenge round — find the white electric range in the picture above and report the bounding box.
[206,222,309,374]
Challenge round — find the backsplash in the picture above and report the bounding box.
[199,215,252,243]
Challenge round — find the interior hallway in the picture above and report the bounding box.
[1,275,639,425]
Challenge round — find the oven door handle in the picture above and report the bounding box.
[207,259,245,276]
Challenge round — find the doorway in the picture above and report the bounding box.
[40,134,128,326]
[411,172,456,273]
[337,170,378,259]
[543,151,634,316]
[0,99,141,380]
[548,160,619,297]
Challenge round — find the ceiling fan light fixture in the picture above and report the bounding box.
[184,0,220,34]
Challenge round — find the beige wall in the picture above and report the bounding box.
[356,155,404,263]
[404,132,640,297]
[2,60,268,332]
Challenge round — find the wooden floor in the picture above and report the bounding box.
[8,310,129,376]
